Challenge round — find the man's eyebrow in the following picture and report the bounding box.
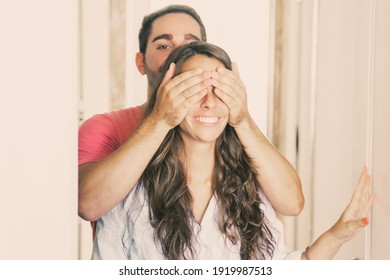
[151,34,173,43]
[151,33,201,43]
[184,34,201,41]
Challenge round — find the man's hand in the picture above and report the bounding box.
[150,63,213,128]
[209,62,249,127]
[210,62,304,216]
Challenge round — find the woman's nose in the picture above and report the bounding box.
[201,88,217,109]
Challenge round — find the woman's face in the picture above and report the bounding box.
[178,54,229,144]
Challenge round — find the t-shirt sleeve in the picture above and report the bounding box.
[78,113,120,165]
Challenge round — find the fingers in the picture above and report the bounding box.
[213,87,236,108]
[208,68,243,102]
[164,68,209,96]
[179,75,212,102]
[183,88,208,107]
[346,217,369,235]
[156,68,212,105]
[164,65,244,103]
[366,193,375,210]
[153,68,213,128]
[232,62,240,76]
[349,166,375,222]
[212,67,246,93]
[356,217,370,228]
[352,166,375,213]
[155,64,247,128]
[159,63,176,89]
[352,166,372,202]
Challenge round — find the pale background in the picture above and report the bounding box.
[0,0,389,260]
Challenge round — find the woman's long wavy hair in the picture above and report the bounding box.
[139,42,275,259]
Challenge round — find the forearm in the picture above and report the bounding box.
[233,116,304,215]
[78,115,170,221]
[301,227,344,260]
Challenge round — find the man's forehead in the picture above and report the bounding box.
[149,13,202,40]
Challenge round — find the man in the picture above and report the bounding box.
[78,5,304,226]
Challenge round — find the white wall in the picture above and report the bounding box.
[79,0,110,122]
[0,0,79,259]
[78,0,110,260]
[290,0,390,259]
[309,0,371,259]
[371,0,390,260]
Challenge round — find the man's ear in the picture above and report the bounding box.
[135,52,146,75]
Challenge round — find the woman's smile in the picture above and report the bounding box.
[194,115,220,126]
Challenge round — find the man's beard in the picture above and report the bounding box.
[144,63,159,90]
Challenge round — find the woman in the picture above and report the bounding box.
[91,42,374,260]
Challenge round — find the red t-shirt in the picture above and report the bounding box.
[78,106,143,165]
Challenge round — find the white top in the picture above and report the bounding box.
[91,185,302,260]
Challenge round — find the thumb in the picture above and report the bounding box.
[160,63,176,87]
[232,62,240,76]
[361,217,369,226]
[350,217,369,231]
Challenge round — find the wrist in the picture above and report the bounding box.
[141,113,173,137]
[328,222,352,245]
[147,111,175,132]
[231,114,252,131]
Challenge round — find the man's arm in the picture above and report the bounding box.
[211,63,304,215]
[233,116,304,215]
[78,116,170,221]
[79,65,212,221]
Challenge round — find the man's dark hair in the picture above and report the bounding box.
[138,5,207,54]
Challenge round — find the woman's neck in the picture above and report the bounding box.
[182,140,215,223]
[183,141,215,183]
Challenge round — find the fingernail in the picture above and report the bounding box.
[362,217,369,225]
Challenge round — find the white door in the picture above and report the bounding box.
[0,0,79,259]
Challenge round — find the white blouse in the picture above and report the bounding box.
[91,185,302,260]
